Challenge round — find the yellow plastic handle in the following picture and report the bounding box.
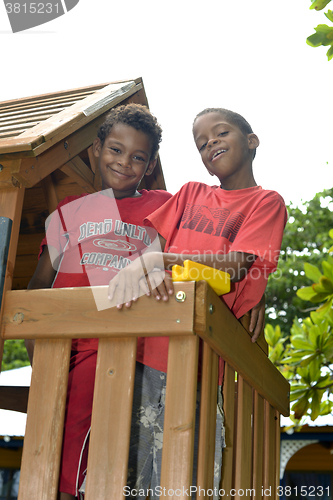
[172,260,230,296]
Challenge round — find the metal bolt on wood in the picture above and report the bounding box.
[175,291,186,302]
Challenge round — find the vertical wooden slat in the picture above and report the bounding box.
[0,186,25,369]
[196,342,219,498]
[17,338,71,500]
[85,337,137,500]
[263,401,277,499]
[41,173,59,213]
[234,375,253,498]
[18,175,70,500]
[160,335,199,499]
[252,391,264,500]
[275,410,281,500]
[220,363,236,494]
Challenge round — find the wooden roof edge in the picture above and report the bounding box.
[0,79,143,156]
[0,77,143,108]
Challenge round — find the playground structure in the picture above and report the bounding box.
[0,79,289,500]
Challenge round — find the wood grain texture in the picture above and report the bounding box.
[194,281,289,416]
[234,376,253,495]
[220,363,236,493]
[160,335,199,499]
[2,282,195,340]
[85,337,137,499]
[196,342,219,495]
[252,391,264,499]
[0,187,25,368]
[17,338,71,500]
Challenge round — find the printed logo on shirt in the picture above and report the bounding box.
[180,204,245,243]
[78,220,151,246]
[93,239,137,252]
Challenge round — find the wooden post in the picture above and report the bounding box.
[0,186,25,369]
[160,335,199,499]
[84,337,137,499]
[196,342,219,497]
[18,175,71,500]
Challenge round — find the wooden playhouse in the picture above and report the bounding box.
[0,78,289,500]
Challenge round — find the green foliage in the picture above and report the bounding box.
[1,339,30,371]
[265,228,333,425]
[265,188,333,335]
[307,1,333,61]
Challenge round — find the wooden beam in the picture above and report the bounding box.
[0,385,29,413]
[194,281,290,417]
[0,186,25,369]
[85,337,137,499]
[196,342,219,494]
[1,282,196,340]
[234,376,253,495]
[17,338,71,500]
[160,335,199,498]
[60,156,96,194]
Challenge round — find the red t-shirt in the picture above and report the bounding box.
[40,189,172,356]
[146,182,288,376]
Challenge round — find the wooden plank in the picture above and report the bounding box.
[41,174,59,215]
[262,401,277,499]
[196,342,219,496]
[275,410,280,500]
[252,391,264,500]
[2,282,196,340]
[0,385,29,412]
[18,82,137,142]
[60,156,96,193]
[234,376,253,496]
[85,337,137,499]
[160,335,199,499]
[194,281,290,416]
[17,338,71,500]
[0,83,140,159]
[0,187,25,368]
[220,363,235,494]
[239,311,268,356]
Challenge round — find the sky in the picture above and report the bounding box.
[0,0,332,207]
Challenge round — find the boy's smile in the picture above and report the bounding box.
[193,112,259,190]
[93,123,155,198]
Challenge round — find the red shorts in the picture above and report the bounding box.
[59,350,97,496]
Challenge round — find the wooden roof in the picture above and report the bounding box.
[0,78,166,291]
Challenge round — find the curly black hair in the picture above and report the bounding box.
[193,108,257,158]
[97,103,162,160]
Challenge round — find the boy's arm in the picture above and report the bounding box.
[108,247,256,307]
[25,247,57,365]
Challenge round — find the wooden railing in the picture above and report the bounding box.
[1,280,289,500]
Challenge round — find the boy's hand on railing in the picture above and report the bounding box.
[248,293,265,343]
[108,252,173,309]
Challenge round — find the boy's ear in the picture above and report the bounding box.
[248,133,260,151]
[145,159,157,176]
[93,138,102,157]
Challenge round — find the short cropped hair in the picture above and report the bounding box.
[97,103,162,160]
[193,108,256,159]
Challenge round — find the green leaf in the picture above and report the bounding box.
[327,44,333,61]
[297,286,317,301]
[310,0,332,10]
[304,263,323,283]
[325,9,333,22]
[292,394,310,420]
[300,353,319,367]
[316,297,333,315]
[322,261,333,282]
[329,228,333,240]
[310,390,322,421]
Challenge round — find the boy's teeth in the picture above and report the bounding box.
[213,149,226,159]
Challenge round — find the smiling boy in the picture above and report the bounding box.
[24,103,172,500]
[109,107,287,498]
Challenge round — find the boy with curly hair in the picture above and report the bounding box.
[25,103,172,500]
